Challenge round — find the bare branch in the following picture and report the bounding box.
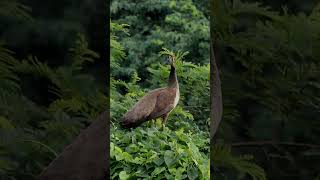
[230,141,320,148]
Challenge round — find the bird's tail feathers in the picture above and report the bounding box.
[119,116,143,129]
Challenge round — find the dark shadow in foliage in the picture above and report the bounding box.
[37,112,108,180]
[0,0,110,179]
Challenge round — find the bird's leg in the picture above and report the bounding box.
[162,113,169,129]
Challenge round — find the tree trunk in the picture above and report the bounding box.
[210,40,223,140]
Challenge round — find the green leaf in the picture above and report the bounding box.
[151,167,166,177]
[187,165,199,180]
[0,116,14,129]
[119,171,130,180]
[153,156,164,166]
[164,150,176,168]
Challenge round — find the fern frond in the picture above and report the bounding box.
[231,0,280,20]
[159,48,189,62]
[0,116,15,130]
[310,2,320,19]
[212,144,267,180]
[0,0,33,21]
[110,21,129,66]
[110,20,130,35]
[0,44,20,94]
[70,33,100,71]
[15,56,56,80]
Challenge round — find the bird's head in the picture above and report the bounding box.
[160,47,188,68]
[166,56,176,67]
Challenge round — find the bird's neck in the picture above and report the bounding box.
[168,65,178,88]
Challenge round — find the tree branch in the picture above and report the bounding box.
[230,141,320,148]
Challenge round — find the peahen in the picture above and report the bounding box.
[120,54,180,129]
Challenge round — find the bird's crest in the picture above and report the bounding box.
[159,47,189,65]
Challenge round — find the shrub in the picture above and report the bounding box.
[110,125,209,180]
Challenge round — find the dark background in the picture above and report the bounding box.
[0,0,319,179]
[212,0,320,180]
[0,0,108,179]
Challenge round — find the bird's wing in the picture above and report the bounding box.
[148,88,177,119]
[120,88,165,128]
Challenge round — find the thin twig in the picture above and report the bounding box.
[20,139,58,157]
[230,141,320,148]
[182,105,208,109]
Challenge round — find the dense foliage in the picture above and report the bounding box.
[110,20,210,179]
[110,0,267,179]
[1,0,319,179]
[0,1,106,179]
[110,0,210,82]
[212,0,320,179]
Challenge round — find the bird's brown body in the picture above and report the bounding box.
[120,58,179,128]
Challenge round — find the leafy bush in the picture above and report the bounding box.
[110,20,211,179]
[111,126,209,179]
[0,32,105,179]
[211,143,266,180]
[110,18,266,180]
[111,0,210,80]
[211,0,320,179]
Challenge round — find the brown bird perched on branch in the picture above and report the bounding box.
[120,50,183,129]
